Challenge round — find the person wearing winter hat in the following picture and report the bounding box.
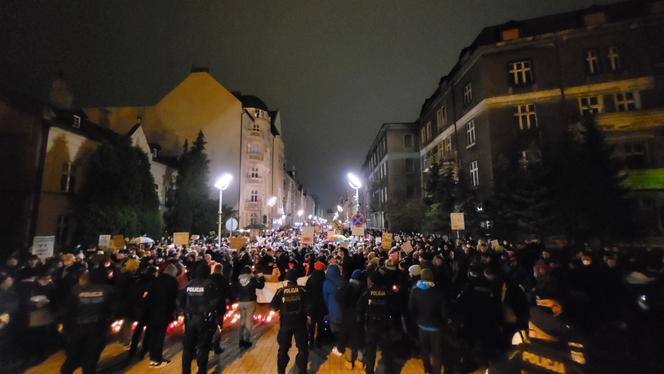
[409,268,448,374]
[305,260,326,348]
[408,264,422,279]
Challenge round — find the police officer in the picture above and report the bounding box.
[181,263,221,374]
[60,270,114,374]
[270,269,308,374]
[357,271,395,374]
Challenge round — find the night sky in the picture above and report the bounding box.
[1,0,616,209]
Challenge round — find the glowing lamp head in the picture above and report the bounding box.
[337,205,343,212]
[347,172,362,190]
[267,196,277,207]
[297,209,304,217]
[214,174,233,191]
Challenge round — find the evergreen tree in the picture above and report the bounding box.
[550,117,632,242]
[423,163,456,233]
[75,138,162,245]
[165,131,217,234]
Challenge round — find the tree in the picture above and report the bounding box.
[550,117,632,242]
[165,131,217,234]
[422,163,456,233]
[387,198,425,232]
[75,138,161,246]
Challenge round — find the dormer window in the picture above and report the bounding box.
[151,147,159,159]
[608,46,621,71]
[72,115,81,129]
[501,28,520,41]
[585,49,599,75]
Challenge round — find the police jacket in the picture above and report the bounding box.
[182,277,220,321]
[62,282,114,330]
[270,282,308,325]
[235,273,265,302]
[408,280,448,331]
[356,285,390,325]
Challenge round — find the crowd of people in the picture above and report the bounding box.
[0,229,663,374]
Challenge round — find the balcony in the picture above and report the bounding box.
[245,201,261,211]
[246,177,262,184]
[248,130,262,138]
[247,153,263,161]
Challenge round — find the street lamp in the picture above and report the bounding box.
[336,205,343,213]
[347,172,363,213]
[214,173,233,247]
[267,196,277,230]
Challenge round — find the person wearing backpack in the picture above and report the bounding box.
[271,269,309,374]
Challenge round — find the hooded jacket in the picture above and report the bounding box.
[408,280,448,331]
[235,273,265,302]
[305,268,326,316]
[322,265,343,324]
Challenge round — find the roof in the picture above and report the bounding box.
[418,0,660,118]
[234,93,269,111]
[269,110,280,136]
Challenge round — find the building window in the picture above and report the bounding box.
[579,96,603,116]
[251,122,260,132]
[608,46,620,71]
[60,162,76,193]
[405,159,415,173]
[250,213,258,225]
[585,49,599,75]
[250,190,258,202]
[248,143,260,154]
[425,122,432,142]
[250,167,259,178]
[466,120,476,148]
[56,215,70,244]
[404,134,413,148]
[469,160,479,187]
[72,115,81,129]
[624,142,647,169]
[442,137,453,157]
[614,91,638,112]
[463,82,473,106]
[514,104,538,130]
[436,107,447,128]
[508,60,534,86]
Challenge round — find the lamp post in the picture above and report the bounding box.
[214,174,233,248]
[267,196,277,230]
[347,172,363,214]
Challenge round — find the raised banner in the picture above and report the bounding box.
[32,236,55,260]
[229,236,248,249]
[381,232,393,250]
[173,232,190,246]
[351,226,365,237]
[301,227,315,245]
[450,213,465,231]
[98,234,111,250]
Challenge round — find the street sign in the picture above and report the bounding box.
[351,226,365,237]
[351,212,365,227]
[173,232,190,246]
[301,227,315,245]
[450,213,465,231]
[98,234,111,250]
[32,236,54,260]
[225,218,239,231]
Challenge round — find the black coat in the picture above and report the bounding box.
[146,273,178,325]
[305,269,326,317]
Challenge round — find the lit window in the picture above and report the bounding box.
[614,91,638,112]
[586,50,599,75]
[56,215,70,244]
[72,115,81,128]
[466,120,476,147]
[248,143,260,154]
[250,190,258,202]
[514,104,538,130]
[579,96,603,116]
[443,137,453,157]
[508,60,534,86]
[60,162,76,193]
[470,160,479,187]
[250,213,258,225]
[426,122,432,141]
[608,46,621,71]
[463,82,473,106]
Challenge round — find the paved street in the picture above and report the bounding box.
[25,317,426,374]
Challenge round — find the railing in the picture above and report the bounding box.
[247,153,263,161]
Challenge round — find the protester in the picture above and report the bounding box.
[234,265,265,348]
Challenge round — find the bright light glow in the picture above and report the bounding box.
[297,209,304,217]
[347,172,362,190]
[267,196,277,207]
[337,205,343,212]
[308,214,313,220]
[214,173,233,190]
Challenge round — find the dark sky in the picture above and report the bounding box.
[1,0,616,209]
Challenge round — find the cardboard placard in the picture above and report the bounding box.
[98,235,111,250]
[32,236,55,260]
[381,232,393,250]
[110,235,125,249]
[401,240,413,253]
[450,213,465,231]
[173,232,190,246]
[301,227,315,245]
[229,236,248,249]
